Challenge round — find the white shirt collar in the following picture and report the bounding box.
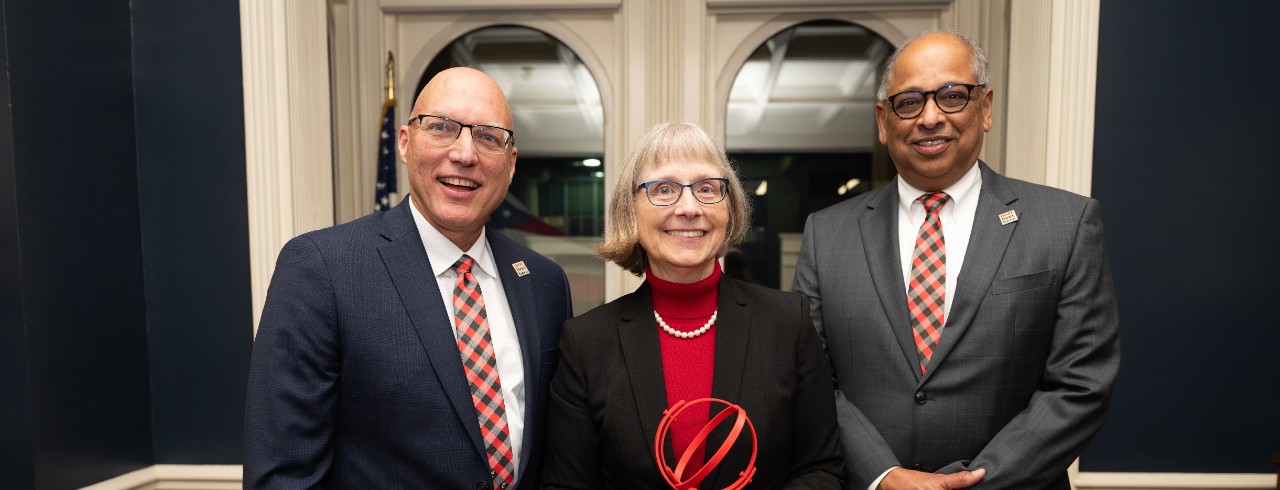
[896,161,982,213]
[408,198,496,279]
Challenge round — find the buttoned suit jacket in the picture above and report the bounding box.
[793,162,1120,489]
[244,197,573,489]
[541,277,844,489]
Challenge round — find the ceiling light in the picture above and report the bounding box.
[583,158,601,167]
[755,180,768,196]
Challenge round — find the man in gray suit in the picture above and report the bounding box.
[793,31,1120,489]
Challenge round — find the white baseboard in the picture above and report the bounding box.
[1075,472,1276,490]
[80,465,1274,490]
[80,465,241,490]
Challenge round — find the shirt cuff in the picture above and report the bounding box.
[868,466,897,490]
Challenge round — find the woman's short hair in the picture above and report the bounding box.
[596,122,752,276]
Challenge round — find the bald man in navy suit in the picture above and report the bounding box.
[245,67,572,489]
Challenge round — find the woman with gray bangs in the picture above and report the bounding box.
[542,122,843,489]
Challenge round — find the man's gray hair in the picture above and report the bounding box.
[876,31,990,101]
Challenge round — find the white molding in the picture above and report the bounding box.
[1004,0,1051,186]
[262,0,1096,317]
[708,0,945,6]
[1044,0,1099,197]
[240,0,335,333]
[942,0,1009,174]
[1005,0,1098,196]
[79,465,1275,490]
[240,0,294,332]
[286,0,338,237]
[79,465,242,490]
[1074,472,1276,490]
[381,0,620,13]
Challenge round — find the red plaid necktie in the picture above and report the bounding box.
[451,255,516,490]
[908,192,951,375]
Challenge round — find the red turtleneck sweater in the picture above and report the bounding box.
[647,262,721,473]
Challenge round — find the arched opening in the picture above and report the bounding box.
[417,25,607,314]
[724,20,894,290]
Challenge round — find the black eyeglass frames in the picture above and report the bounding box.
[884,83,986,119]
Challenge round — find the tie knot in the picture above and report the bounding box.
[919,192,951,215]
[451,255,476,275]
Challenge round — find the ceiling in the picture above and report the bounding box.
[441,22,890,157]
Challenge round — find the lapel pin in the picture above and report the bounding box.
[512,261,530,277]
[998,209,1019,226]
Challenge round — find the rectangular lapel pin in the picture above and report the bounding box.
[998,209,1019,226]
[512,261,530,277]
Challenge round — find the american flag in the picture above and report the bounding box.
[374,99,397,212]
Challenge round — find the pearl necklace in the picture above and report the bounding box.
[654,309,717,339]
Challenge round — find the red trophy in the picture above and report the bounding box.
[653,398,758,490]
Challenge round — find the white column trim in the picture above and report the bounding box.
[1073,472,1276,489]
[1044,0,1099,196]
[79,465,242,490]
[1004,0,1098,196]
[240,0,335,332]
[240,0,293,332]
[1004,0,1051,186]
[380,0,620,12]
[78,464,1276,489]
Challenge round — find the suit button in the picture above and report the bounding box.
[915,391,927,404]
[475,483,487,490]
[910,462,926,471]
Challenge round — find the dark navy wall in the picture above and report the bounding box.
[131,0,252,464]
[1086,0,1280,473]
[0,3,38,488]
[2,0,251,486]
[4,0,155,487]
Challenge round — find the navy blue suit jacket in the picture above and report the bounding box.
[245,198,572,489]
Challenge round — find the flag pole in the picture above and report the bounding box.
[375,51,399,212]
[385,51,395,101]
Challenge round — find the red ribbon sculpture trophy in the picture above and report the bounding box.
[653,398,758,489]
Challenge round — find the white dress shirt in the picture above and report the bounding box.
[410,199,526,479]
[896,162,982,325]
[870,162,982,490]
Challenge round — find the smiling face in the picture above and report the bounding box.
[398,67,517,250]
[635,159,729,283]
[876,33,993,192]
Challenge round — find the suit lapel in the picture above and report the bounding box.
[921,163,1018,384]
[377,201,487,458]
[616,284,671,461]
[706,278,752,488]
[486,229,542,477]
[861,185,922,381]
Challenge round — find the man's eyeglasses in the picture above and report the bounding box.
[408,114,514,154]
[636,178,729,206]
[884,83,986,119]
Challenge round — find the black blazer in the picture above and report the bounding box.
[244,198,572,489]
[541,277,843,489]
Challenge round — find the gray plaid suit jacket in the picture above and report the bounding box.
[244,197,572,489]
[793,162,1120,489]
